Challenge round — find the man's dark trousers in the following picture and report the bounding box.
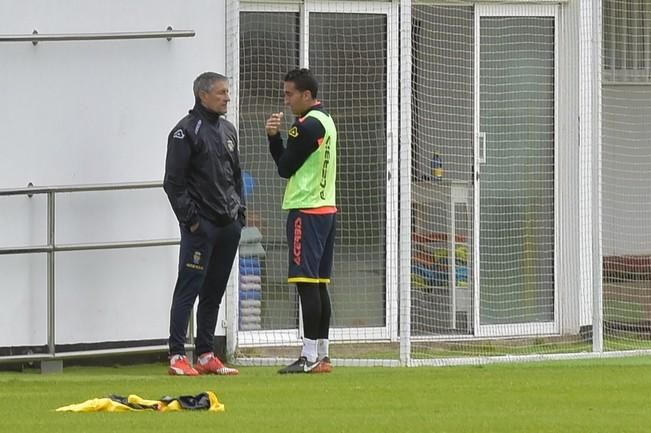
[169,218,242,356]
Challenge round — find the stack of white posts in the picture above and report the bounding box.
[238,227,265,331]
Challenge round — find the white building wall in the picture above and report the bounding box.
[0,0,228,347]
[602,85,651,256]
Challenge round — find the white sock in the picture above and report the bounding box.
[301,338,317,363]
[317,339,329,360]
[198,352,214,365]
[170,354,185,365]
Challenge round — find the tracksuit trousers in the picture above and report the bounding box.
[168,217,242,356]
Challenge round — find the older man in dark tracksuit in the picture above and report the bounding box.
[163,72,245,376]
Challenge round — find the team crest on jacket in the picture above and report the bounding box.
[288,126,299,138]
[226,139,235,152]
[173,129,185,140]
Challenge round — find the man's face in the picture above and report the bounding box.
[284,81,312,116]
[199,80,230,115]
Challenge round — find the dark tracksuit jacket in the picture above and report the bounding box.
[164,102,246,229]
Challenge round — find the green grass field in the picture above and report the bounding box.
[2,358,651,433]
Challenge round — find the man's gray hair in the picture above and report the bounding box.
[193,72,228,100]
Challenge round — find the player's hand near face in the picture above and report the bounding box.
[265,112,284,137]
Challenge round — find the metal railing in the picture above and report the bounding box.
[0,181,185,364]
[0,27,195,45]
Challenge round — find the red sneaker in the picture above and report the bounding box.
[312,356,333,373]
[168,355,199,376]
[195,353,239,376]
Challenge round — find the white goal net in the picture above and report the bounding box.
[227,0,651,367]
[602,0,651,352]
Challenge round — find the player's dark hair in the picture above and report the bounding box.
[284,68,318,99]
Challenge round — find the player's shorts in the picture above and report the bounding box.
[286,209,336,283]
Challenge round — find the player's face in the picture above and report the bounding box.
[199,80,230,115]
[284,81,312,116]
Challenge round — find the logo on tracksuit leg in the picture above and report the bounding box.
[186,251,204,270]
[293,217,302,265]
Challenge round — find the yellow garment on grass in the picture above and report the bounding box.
[56,391,224,413]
